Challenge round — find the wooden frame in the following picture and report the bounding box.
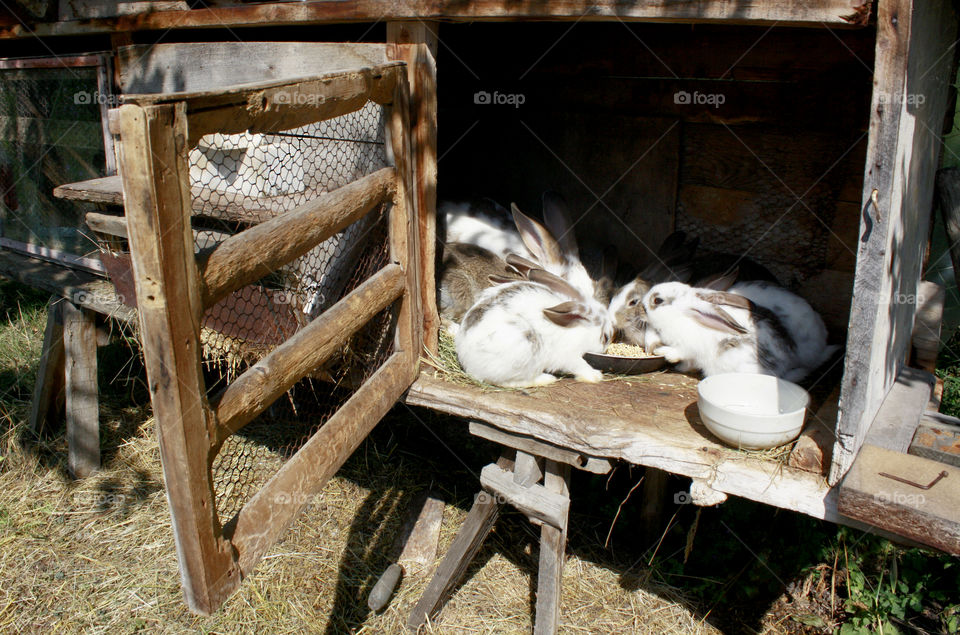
[115,62,422,613]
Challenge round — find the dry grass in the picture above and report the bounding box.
[0,288,723,634]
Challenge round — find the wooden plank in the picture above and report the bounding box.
[227,350,416,575]
[213,263,405,442]
[863,366,935,453]
[407,487,502,631]
[95,55,117,176]
[480,463,569,529]
[117,102,239,614]
[833,0,958,485]
[399,493,445,570]
[788,384,840,475]
[62,300,99,478]
[29,299,65,435]
[198,167,395,309]
[60,1,189,21]
[468,420,612,474]
[84,212,128,238]
[911,414,960,468]
[388,21,439,355]
[640,467,669,545]
[513,451,543,488]
[386,63,424,362]
[0,1,873,39]
[838,444,960,555]
[117,42,388,95]
[0,238,106,276]
[0,250,135,321]
[53,175,124,205]
[535,460,570,635]
[910,281,944,373]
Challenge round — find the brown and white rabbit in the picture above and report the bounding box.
[438,242,523,329]
[642,279,837,382]
[456,268,613,388]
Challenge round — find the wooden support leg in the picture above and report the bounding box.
[406,488,502,630]
[640,467,669,546]
[62,300,99,478]
[534,460,571,635]
[29,298,65,436]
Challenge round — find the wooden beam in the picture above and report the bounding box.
[388,21,439,355]
[213,263,405,442]
[467,420,612,474]
[62,300,100,478]
[198,167,396,309]
[0,1,872,39]
[117,102,239,614]
[85,212,231,249]
[480,463,569,529]
[535,460,570,635]
[53,175,124,205]
[864,366,935,454]
[839,444,960,555]
[911,414,960,468]
[227,350,416,575]
[29,298,65,435]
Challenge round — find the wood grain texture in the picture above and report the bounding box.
[29,299,65,435]
[534,460,570,635]
[118,102,239,614]
[833,0,958,485]
[2,1,872,39]
[468,420,612,474]
[53,175,124,205]
[910,281,945,374]
[388,21,439,355]
[838,444,960,554]
[62,300,99,478]
[197,167,396,309]
[213,263,405,442]
[864,366,935,454]
[228,351,417,575]
[480,463,569,529]
[911,415,960,468]
[788,385,840,475]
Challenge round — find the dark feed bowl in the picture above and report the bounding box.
[583,352,668,375]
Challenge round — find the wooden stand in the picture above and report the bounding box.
[408,422,611,634]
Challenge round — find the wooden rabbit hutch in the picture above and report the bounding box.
[2,0,960,631]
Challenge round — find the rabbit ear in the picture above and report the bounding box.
[506,253,541,276]
[698,268,739,291]
[696,290,753,311]
[512,203,564,268]
[689,306,750,335]
[488,274,518,285]
[543,301,590,327]
[528,269,584,300]
[541,191,579,255]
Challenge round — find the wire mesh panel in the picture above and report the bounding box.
[0,62,108,255]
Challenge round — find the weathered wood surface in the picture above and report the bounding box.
[0,238,106,276]
[788,385,839,474]
[910,281,945,374]
[213,263,405,442]
[228,350,416,575]
[117,42,389,95]
[120,65,403,147]
[535,460,570,635]
[388,21,439,355]
[408,372,843,521]
[85,212,230,248]
[480,463,569,529]
[1,0,873,39]
[468,420,612,474]
[54,175,124,205]
[863,366,935,454]
[198,167,396,309]
[29,299,65,435]
[407,487,502,630]
[62,300,99,478]
[838,444,960,555]
[118,102,239,614]
[911,414,960,468]
[0,251,135,321]
[834,0,957,485]
[640,467,669,544]
[399,494,445,570]
[59,0,188,21]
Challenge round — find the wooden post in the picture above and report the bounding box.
[640,467,669,547]
[388,21,439,355]
[62,300,99,478]
[118,102,239,614]
[29,298,65,435]
[534,460,571,635]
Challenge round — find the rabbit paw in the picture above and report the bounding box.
[574,367,604,384]
[654,346,684,364]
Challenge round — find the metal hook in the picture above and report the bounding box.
[878,470,948,490]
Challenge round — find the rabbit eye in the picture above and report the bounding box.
[627,298,639,307]
[652,295,663,307]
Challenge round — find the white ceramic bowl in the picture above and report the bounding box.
[696,373,810,450]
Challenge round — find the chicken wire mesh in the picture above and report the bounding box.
[179,100,399,525]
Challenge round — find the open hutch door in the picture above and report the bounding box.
[112,39,428,613]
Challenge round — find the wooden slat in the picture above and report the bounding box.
[62,300,100,478]
[213,263,405,442]
[0,1,873,39]
[911,414,960,468]
[535,460,570,635]
[838,444,960,555]
[864,366,935,453]
[388,21,439,355]
[0,238,106,276]
[386,63,424,360]
[117,102,239,614]
[53,175,124,205]
[833,0,957,485]
[788,384,840,475]
[198,167,396,309]
[227,350,416,575]
[468,420,612,474]
[480,463,569,529]
[84,212,231,248]
[29,299,65,435]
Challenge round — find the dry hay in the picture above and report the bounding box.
[0,398,723,634]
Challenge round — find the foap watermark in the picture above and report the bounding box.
[877,91,926,107]
[75,491,126,508]
[889,292,926,306]
[674,90,725,108]
[74,91,118,106]
[73,290,125,307]
[474,90,526,108]
[673,490,692,505]
[272,90,326,107]
[874,490,926,506]
[272,491,313,505]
